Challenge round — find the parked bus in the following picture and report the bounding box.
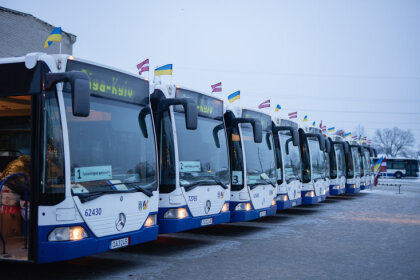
[0,53,159,263]
[327,136,349,195]
[150,85,230,233]
[299,127,326,204]
[360,144,374,189]
[375,158,420,179]
[272,118,302,210]
[224,107,277,222]
[345,141,362,193]
[322,135,331,198]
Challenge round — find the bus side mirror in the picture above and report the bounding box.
[318,135,325,151]
[292,129,299,146]
[325,138,331,153]
[45,71,90,117]
[266,133,272,150]
[138,107,151,138]
[158,98,198,130]
[285,138,292,155]
[232,118,262,143]
[212,123,224,148]
[344,142,350,155]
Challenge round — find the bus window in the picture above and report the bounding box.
[160,111,176,193]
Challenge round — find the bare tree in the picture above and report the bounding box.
[353,125,366,138]
[373,127,415,157]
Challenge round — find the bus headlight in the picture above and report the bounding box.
[235,202,252,211]
[298,192,301,198]
[144,214,157,227]
[48,226,88,241]
[164,208,189,219]
[271,199,276,206]
[305,191,315,198]
[276,195,288,202]
[221,203,229,213]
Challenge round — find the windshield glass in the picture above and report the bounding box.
[279,133,301,181]
[351,147,361,177]
[335,145,346,178]
[175,113,229,186]
[325,152,330,178]
[242,128,276,185]
[64,95,156,194]
[364,149,372,175]
[308,137,325,180]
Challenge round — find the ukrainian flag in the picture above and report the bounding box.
[154,64,173,76]
[228,91,240,103]
[374,157,384,173]
[328,127,335,132]
[344,132,351,138]
[302,115,308,122]
[312,121,316,127]
[275,104,281,112]
[43,27,62,48]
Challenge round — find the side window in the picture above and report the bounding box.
[41,90,65,204]
[230,127,244,191]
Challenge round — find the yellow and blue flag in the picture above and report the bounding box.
[312,121,315,127]
[328,127,335,133]
[43,27,62,48]
[302,115,308,122]
[275,104,281,112]
[154,64,173,76]
[344,132,351,138]
[374,156,384,173]
[228,91,240,103]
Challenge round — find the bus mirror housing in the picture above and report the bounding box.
[212,123,224,148]
[158,98,198,130]
[138,107,151,138]
[45,71,90,117]
[272,126,299,146]
[344,142,350,155]
[325,137,331,153]
[231,118,262,143]
[304,133,325,151]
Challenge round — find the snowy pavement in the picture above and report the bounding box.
[2,179,420,280]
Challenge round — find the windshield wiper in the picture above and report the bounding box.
[182,178,228,192]
[73,181,155,203]
[248,179,276,190]
[286,177,299,184]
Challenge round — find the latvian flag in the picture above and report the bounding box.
[211,82,222,93]
[321,126,327,132]
[258,99,270,109]
[288,112,297,119]
[137,59,149,76]
[352,135,358,140]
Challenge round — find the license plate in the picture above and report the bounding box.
[201,218,213,226]
[259,210,267,217]
[292,201,297,206]
[109,237,130,250]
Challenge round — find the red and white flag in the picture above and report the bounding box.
[322,125,326,132]
[258,99,270,109]
[137,59,149,76]
[211,82,222,93]
[319,120,323,129]
[352,135,358,140]
[288,112,297,119]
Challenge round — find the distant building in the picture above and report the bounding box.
[0,6,76,58]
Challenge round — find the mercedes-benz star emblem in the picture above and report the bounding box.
[204,200,211,214]
[115,212,126,231]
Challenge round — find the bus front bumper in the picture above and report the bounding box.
[276,198,302,210]
[301,191,321,204]
[157,207,230,234]
[38,218,158,263]
[329,185,345,195]
[345,184,360,193]
[229,202,277,223]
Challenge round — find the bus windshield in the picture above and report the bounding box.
[65,95,156,194]
[363,149,372,175]
[325,152,330,178]
[335,145,346,178]
[308,137,325,180]
[279,133,301,182]
[351,147,361,177]
[175,113,229,186]
[242,128,276,186]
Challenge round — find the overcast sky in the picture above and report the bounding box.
[3,0,420,148]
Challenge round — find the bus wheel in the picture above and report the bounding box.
[395,172,402,179]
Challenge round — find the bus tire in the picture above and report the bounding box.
[395,172,402,179]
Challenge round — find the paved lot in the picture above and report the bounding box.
[2,179,420,280]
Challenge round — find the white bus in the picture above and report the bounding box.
[376,158,420,179]
[150,85,230,233]
[272,119,302,209]
[345,141,362,193]
[322,134,331,198]
[0,53,159,263]
[299,127,326,204]
[327,136,349,195]
[360,144,374,189]
[224,107,277,222]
